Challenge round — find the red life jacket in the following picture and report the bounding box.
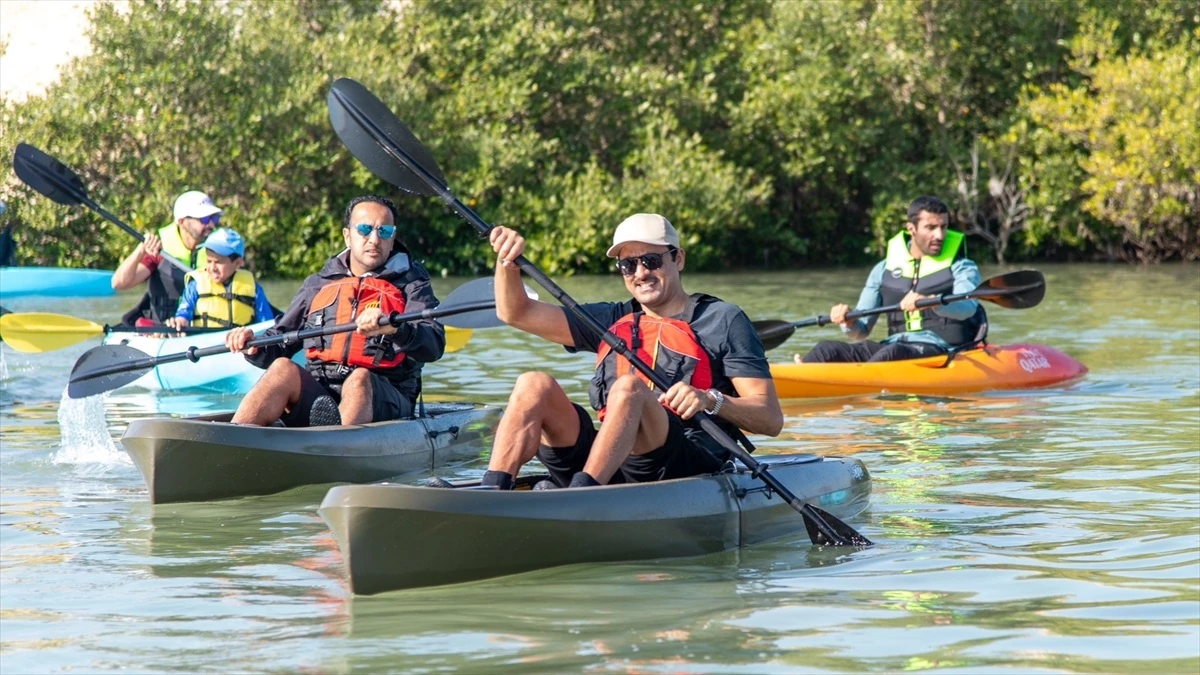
[305,276,407,369]
[590,295,712,420]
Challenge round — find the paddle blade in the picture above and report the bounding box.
[12,143,87,206]
[444,327,473,353]
[68,343,155,398]
[437,277,538,329]
[975,270,1045,309]
[0,312,105,353]
[327,78,447,197]
[752,319,796,352]
[802,503,873,547]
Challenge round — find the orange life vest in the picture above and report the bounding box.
[590,295,713,420]
[304,276,407,369]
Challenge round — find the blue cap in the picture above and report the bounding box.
[200,228,245,258]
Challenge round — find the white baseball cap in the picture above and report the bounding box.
[173,191,223,221]
[605,213,680,258]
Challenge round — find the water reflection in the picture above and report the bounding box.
[343,563,765,671]
[0,264,1197,673]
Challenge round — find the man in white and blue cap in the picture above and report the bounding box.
[112,190,232,326]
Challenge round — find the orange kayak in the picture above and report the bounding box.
[770,343,1087,399]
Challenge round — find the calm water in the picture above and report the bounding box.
[1,263,1197,673]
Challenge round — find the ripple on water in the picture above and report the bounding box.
[1,266,1199,673]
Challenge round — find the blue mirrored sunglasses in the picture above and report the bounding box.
[197,214,220,226]
[354,223,396,239]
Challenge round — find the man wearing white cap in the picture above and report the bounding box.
[112,190,226,326]
[476,214,783,490]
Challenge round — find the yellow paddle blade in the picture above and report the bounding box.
[0,312,106,353]
[444,327,473,353]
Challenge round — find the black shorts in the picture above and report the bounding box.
[280,367,413,427]
[536,403,728,487]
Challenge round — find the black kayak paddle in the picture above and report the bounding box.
[12,143,191,273]
[753,269,1046,351]
[325,77,871,548]
[68,276,503,399]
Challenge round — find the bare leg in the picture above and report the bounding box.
[488,372,581,476]
[338,368,374,425]
[582,374,670,484]
[231,359,305,426]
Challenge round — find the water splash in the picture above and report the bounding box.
[52,388,128,466]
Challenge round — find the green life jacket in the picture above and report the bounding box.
[879,229,986,347]
[145,223,208,322]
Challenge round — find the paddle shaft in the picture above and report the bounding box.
[336,96,828,524]
[75,300,494,382]
[21,148,190,273]
[766,280,1045,337]
[79,191,192,274]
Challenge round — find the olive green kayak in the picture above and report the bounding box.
[120,402,501,504]
[319,454,871,594]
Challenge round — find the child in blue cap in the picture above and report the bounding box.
[165,228,274,330]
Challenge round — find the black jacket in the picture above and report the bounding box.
[247,245,445,400]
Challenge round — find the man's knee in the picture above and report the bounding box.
[605,374,653,407]
[509,371,560,406]
[343,367,372,386]
[260,358,302,388]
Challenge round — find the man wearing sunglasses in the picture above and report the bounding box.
[225,195,445,427]
[478,213,783,490]
[112,190,226,326]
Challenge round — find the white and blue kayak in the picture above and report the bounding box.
[101,320,275,394]
[0,267,115,299]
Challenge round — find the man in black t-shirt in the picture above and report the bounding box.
[480,213,783,490]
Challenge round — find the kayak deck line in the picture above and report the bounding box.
[771,343,1087,399]
[120,402,502,504]
[319,453,871,594]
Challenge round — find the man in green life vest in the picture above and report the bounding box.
[798,195,987,363]
[111,190,223,327]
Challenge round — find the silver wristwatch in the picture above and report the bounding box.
[705,388,725,416]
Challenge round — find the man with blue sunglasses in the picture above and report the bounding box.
[225,195,446,427]
[112,190,229,326]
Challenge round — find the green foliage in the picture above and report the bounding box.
[1008,24,1199,261]
[1,0,1196,276]
[1,0,405,276]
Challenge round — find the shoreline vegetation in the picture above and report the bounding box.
[0,0,1196,278]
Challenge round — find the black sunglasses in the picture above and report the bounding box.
[616,247,677,276]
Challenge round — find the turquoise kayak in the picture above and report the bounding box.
[0,267,114,299]
[101,320,277,394]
